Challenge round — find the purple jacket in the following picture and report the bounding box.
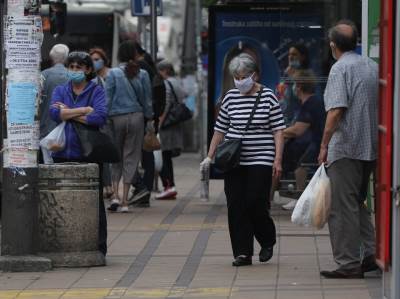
[49,81,107,160]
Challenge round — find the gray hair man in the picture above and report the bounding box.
[318,20,379,279]
[40,44,70,139]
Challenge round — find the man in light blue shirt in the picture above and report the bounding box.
[40,44,69,138]
[318,20,379,279]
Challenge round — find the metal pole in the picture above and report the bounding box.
[0,0,51,272]
[150,0,158,62]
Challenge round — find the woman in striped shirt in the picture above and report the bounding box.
[201,53,285,266]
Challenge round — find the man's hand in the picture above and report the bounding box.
[318,146,328,165]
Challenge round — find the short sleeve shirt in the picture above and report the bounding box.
[215,87,286,166]
[323,51,379,163]
[296,95,326,145]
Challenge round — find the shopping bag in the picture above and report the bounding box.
[310,166,331,229]
[291,165,331,228]
[154,135,163,172]
[39,122,66,152]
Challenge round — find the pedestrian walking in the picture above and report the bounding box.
[155,61,186,200]
[128,42,164,207]
[318,20,379,279]
[40,44,69,139]
[90,47,114,199]
[106,40,153,212]
[201,53,285,266]
[49,51,108,256]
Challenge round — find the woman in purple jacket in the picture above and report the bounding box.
[49,51,108,256]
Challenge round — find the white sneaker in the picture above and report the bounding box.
[155,187,177,200]
[120,206,129,213]
[282,199,298,211]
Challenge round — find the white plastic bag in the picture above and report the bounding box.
[291,165,331,228]
[39,122,66,164]
[154,134,163,172]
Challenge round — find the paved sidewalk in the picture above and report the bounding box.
[0,153,381,299]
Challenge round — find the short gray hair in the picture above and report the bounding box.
[157,59,175,76]
[228,53,258,77]
[49,44,69,64]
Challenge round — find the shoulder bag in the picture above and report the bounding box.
[214,88,263,173]
[161,80,193,129]
[73,88,120,163]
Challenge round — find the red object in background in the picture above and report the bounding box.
[376,0,394,270]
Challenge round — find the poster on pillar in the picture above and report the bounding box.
[4,16,43,69]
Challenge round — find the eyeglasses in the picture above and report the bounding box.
[68,51,90,59]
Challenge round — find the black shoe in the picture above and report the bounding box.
[362,255,379,273]
[131,194,151,208]
[107,199,120,212]
[128,188,150,205]
[259,247,273,263]
[232,255,252,267]
[320,266,364,279]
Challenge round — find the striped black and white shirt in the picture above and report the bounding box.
[215,88,286,166]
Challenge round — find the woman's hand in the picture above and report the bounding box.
[84,106,94,115]
[51,101,68,109]
[272,159,282,179]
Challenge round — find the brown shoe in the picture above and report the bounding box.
[320,266,364,279]
[361,255,379,273]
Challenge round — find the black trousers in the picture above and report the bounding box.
[132,150,155,192]
[160,150,175,188]
[224,165,276,258]
[53,157,107,256]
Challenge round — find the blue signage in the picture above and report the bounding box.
[131,0,162,16]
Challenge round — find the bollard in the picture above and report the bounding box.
[38,163,105,267]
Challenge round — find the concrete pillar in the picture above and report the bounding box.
[38,163,105,267]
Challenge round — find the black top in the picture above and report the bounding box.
[296,95,326,145]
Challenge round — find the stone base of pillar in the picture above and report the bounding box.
[39,251,105,267]
[0,255,52,272]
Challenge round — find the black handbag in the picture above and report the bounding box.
[73,122,121,163]
[161,80,193,128]
[214,88,263,173]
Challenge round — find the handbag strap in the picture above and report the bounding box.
[165,80,179,103]
[120,67,144,108]
[242,87,263,135]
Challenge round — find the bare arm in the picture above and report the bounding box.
[72,115,88,124]
[318,107,345,164]
[283,122,310,139]
[207,131,225,159]
[273,130,284,178]
[59,106,92,121]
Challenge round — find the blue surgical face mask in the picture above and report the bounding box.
[289,59,301,69]
[93,59,104,71]
[68,70,86,83]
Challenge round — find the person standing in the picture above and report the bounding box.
[49,51,108,256]
[106,41,153,212]
[201,53,285,266]
[90,47,114,199]
[155,61,186,200]
[318,20,379,279]
[40,44,69,139]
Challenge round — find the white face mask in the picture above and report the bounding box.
[234,73,255,94]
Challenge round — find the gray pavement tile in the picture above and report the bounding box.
[279,236,317,254]
[277,290,323,299]
[154,231,199,256]
[107,232,153,256]
[230,291,276,299]
[324,289,372,299]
